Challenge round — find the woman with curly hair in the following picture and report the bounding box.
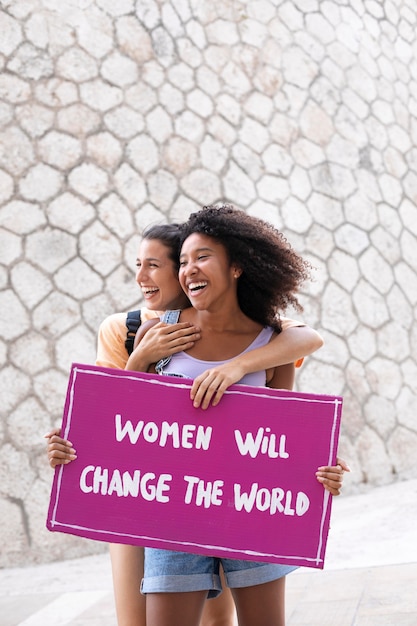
[47,217,338,626]
[141,205,348,626]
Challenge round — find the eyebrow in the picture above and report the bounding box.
[179,246,213,259]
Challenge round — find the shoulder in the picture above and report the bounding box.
[175,307,194,323]
[97,312,131,369]
[99,312,129,336]
[134,317,161,347]
[280,316,305,330]
[141,307,162,323]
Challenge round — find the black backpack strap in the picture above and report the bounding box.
[125,309,142,356]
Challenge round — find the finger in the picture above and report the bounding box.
[47,438,76,452]
[168,329,201,345]
[47,434,73,446]
[316,466,344,495]
[49,456,75,468]
[48,448,76,459]
[171,333,200,349]
[190,371,220,407]
[165,322,199,335]
[316,469,344,482]
[200,386,218,410]
[48,448,77,465]
[317,464,345,473]
[48,447,77,460]
[44,428,62,439]
[210,387,226,407]
[191,379,213,408]
[316,476,342,496]
[164,340,198,357]
[336,457,351,472]
[205,378,229,408]
[200,375,231,409]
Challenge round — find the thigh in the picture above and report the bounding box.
[200,567,235,626]
[147,590,207,626]
[109,543,145,626]
[231,577,286,626]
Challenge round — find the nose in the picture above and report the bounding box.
[136,264,147,283]
[181,261,197,279]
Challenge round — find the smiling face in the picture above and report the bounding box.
[178,233,240,311]
[135,238,189,311]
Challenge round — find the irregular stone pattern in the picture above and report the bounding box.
[0,0,416,567]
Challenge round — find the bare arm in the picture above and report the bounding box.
[236,325,323,370]
[191,325,323,409]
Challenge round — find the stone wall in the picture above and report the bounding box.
[1,0,417,567]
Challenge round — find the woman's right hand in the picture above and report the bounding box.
[127,321,201,372]
[44,428,77,468]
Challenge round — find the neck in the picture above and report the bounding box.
[192,306,250,332]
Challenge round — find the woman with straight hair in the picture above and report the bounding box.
[47,218,345,626]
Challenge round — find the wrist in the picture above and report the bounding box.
[125,353,151,372]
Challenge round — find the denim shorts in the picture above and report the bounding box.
[141,548,297,598]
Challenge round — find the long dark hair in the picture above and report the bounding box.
[180,205,312,330]
[141,223,183,271]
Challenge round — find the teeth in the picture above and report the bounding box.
[142,287,159,294]
[189,282,207,291]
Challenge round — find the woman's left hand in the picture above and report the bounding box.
[190,362,246,409]
[316,457,350,496]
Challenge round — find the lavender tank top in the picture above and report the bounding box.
[160,326,275,387]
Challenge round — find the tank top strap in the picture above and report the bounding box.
[161,310,181,324]
[155,310,181,374]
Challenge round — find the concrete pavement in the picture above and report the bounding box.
[1,478,417,625]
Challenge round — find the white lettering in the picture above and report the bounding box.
[115,413,143,443]
[256,487,271,511]
[296,492,310,516]
[278,435,289,459]
[108,469,123,496]
[195,425,212,450]
[80,465,94,493]
[78,465,172,502]
[234,483,310,516]
[183,475,200,504]
[234,429,264,457]
[94,466,108,495]
[234,428,289,459]
[234,482,258,512]
[123,470,141,497]
[270,488,285,514]
[182,424,196,448]
[183,475,224,507]
[160,422,180,448]
[284,490,295,516]
[142,422,158,443]
[115,415,212,450]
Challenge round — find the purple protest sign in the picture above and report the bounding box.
[47,363,342,569]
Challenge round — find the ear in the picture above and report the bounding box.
[232,267,242,279]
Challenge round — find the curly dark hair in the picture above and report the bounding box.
[142,223,182,271]
[180,205,312,331]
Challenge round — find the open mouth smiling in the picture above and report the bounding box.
[188,281,207,294]
[142,287,159,296]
